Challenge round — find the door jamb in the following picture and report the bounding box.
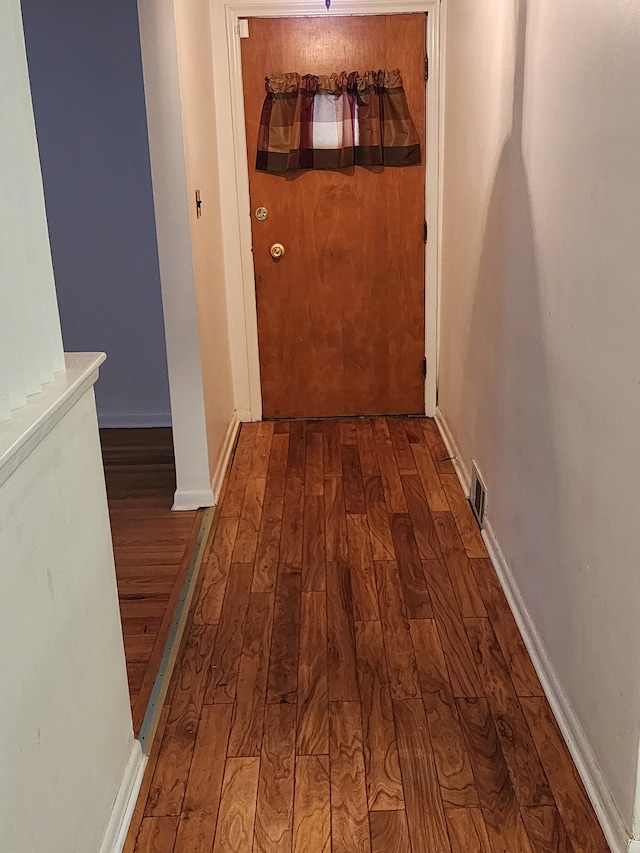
[223,0,445,418]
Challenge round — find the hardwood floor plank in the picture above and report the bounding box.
[440,472,488,558]
[376,445,408,513]
[411,442,450,512]
[520,698,610,853]
[134,817,179,852]
[342,443,366,513]
[302,493,326,591]
[251,495,284,593]
[287,420,307,479]
[387,418,417,474]
[432,512,487,618]
[174,704,232,852]
[327,561,359,702]
[297,591,329,755]
[251,421,275,479]
[372,417,392,445]
[465,617,554,807]
[393,698,451,853]
[228,592,275,757]
[369,811,412,853]
[323,419,342,476]
[457,697,534,853]
[339,418,358,445]
[445,808,492,853]
[124,706,171,852]
[305,429,324,496]
[389,513,433,619]
[346,514,381,621]
[375,561,420,699]
[421,419,456,474]
[293,755,331,853]
[409,619,479,807]
[470,558,544,696]
[193,516,240,626]
[221,423,258,517]
[266,564,301,704]
[325,475,349,562]
[403,418,424,444]
[281,476,304,565]
[232,476,266,563]
[401,473,442,560]
[265,431,289,499]
[204,564,253,704]
[521,806,575,853]
[423,559,483,697]
[354,620,404,811]
[122,419,610,853]
[146,623,217,816]
[330,701,371,853]
[212,757,260,853]
[356,418,380,477]
[254,703,296,853]
[364,476,395,560]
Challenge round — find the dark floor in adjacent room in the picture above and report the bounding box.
[101,428,203,733]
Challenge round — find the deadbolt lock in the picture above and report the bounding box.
[270,243,285,259]
[255,207,268,221]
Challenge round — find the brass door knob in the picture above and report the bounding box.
[270,243,285,259]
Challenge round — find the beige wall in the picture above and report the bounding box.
[174,0,236,485]
[440,0,640,840]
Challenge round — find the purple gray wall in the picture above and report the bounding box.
[21,0,171,426]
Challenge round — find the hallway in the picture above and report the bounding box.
[125,418,610,852]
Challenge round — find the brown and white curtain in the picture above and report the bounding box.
[256,70,420,173]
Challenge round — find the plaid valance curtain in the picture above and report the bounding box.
[256,70,420,173]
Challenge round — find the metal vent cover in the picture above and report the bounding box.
[469,461,487,528]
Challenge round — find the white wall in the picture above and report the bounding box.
[137,0,216,508]
[440,0,640,841]
[0,374,135,852]
[174,0,236,488]
[21,0,172,428]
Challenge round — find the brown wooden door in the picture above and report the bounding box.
[241,15,426,418]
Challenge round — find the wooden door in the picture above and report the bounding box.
[242,15,426,418]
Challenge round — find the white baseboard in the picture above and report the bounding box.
[435,406,630,853]
[210,411,241,504]
[172,487,215,511]
[97,412,172,429]
[236,408,254,422]
[99,739,147,853]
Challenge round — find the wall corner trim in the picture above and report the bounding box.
[210,410,241,504]
[434,406,632,853]
[99,739,147,853]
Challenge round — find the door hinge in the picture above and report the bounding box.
[422,357,427,379]
[424,53,429,81]
[423,221,428,244]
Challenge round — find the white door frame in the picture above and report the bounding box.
[219,0,445,418]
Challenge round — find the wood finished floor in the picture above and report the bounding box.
[125,418,610,853]
[101,428,203,732]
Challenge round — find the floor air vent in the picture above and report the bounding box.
[470,462,487,528]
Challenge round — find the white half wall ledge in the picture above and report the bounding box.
[435,407,632,853]
[0,352,105,489]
